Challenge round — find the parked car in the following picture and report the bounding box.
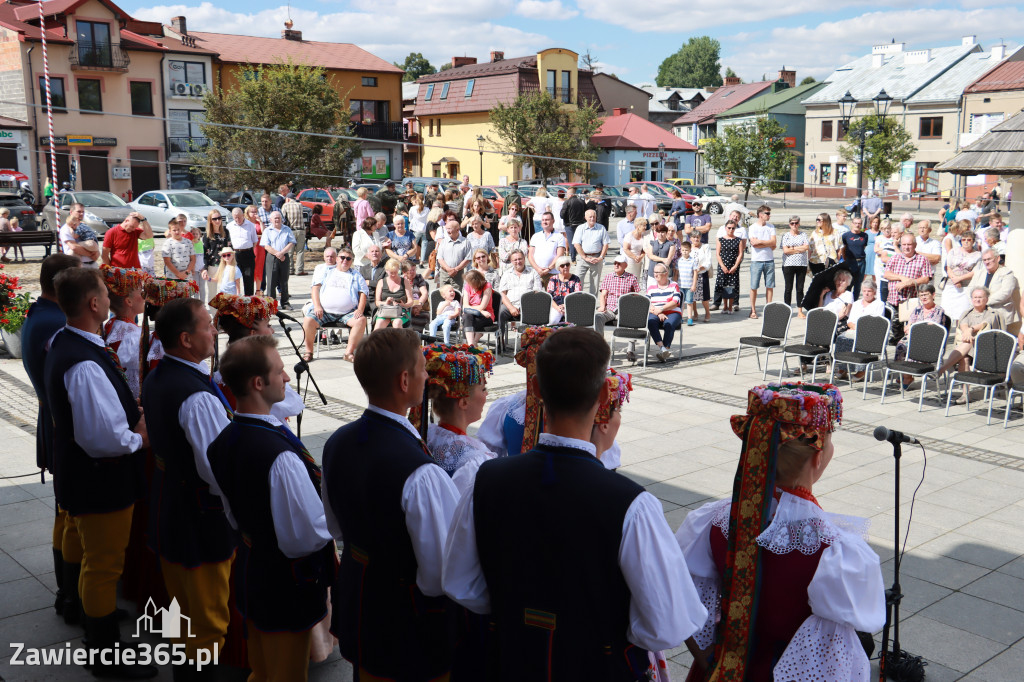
[665,178,695,187]
[40,191,130,236]
[0,191,38,230]
[296,187,351,228]
[623,182,683,215]
[683,185,728,214]
[129,190,229,234]
[600,185,629,217]
[223,190,312,228]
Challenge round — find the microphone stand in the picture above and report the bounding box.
[878,439,926,682]
[277,315,327,440]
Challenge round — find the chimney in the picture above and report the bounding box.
[903,49,931,65]
[724,76,741,86]
[871,53,885,68]
[992,44,1006,60]
[451,56,477,69]
[282,20,301,41]
[778,67,796,89]
[612,107,627,116]
[171,16,187,35]
[490,51,504,63]
[962,35,976,46]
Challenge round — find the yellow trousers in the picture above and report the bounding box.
[246,622,312,682]
[160,557,233,661]
[73,505,133,617]
[55,506,83,563]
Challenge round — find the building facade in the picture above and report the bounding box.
[590,108,696,186]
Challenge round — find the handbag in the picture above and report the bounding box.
[378,304,403,319]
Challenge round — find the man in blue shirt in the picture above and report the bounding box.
[841,217,869,300]
[260,211,296,309]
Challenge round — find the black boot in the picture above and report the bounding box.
[53,548,65,616]
[83,611,158,679]
[62,561,82,626]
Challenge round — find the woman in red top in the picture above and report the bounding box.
[461,268,494,346]
[244,205,267,294]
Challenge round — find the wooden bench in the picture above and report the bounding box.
[0,230,57,259]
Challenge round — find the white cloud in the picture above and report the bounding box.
[514,0,579,19]
[591,61,629,75]
[129,2,549,70]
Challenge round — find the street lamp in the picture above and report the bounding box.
[658,142,666,182]
[476,135,485,187]
[838,89,892,197]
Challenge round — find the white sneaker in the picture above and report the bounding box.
[657,349,671,362]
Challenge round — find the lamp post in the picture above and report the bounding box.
[839,89,892,197]
[658,142,666,182]
[476,135,485,187]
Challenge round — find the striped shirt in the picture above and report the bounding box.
[676,255,698,289]
[648,282,681,309]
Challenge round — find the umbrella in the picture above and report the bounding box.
[801,260,854,311]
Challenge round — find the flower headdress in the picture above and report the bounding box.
[100,264,151,297]
[424,343,495,399]
[143,277,198,307]
[594,368,633,425]
[208,292,278,329]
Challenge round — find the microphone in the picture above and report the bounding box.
[276,310,302,325]
[293,361,307,376]
[873,425,921,445]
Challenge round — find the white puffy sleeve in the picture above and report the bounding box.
[476,393,519,457]
[674,499,730,651]
[270,385,305,420]
[773,532,886,682]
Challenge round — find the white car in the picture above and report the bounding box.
[129,189,229,234]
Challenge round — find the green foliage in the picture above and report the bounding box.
[838,114,916,187]
[194,60,361,192]
[395,52,436,82]
[701,117,795,202]
[439,62,453,72]
[656,37,723,89]
[0,266,30,333]
[800,76,817,86]
[724,67,738,81]
[488,91,603,184]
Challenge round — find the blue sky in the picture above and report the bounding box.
[127,0,1023,85]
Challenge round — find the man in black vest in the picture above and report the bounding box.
[209,335,335,681]
[141,298,235,670]
[443,327,707,681]
[559,186,587,263]
[322,328,461,680]
[43,267,156,679]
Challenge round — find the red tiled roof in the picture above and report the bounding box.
[188,31,402,74]
[965,59,1024,93]
[158,33,218,56]
[120,30,167,51]
[591,112,696,151]
[14,0,130,22]
[413,73,521,116]
[418,56,535,83]
[0,3,71,43]
[672,80,775,125]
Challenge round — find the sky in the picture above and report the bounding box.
[126,0,1024,86]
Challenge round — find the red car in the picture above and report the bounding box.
[296,187,357,228]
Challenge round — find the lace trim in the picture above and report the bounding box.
[709,492,871,556]
[427,426,495,476]
[691,575,720,651]
[773,615,871,682]
[507,391,526,426]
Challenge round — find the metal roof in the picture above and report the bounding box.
[673,81,776,125]
[717,81,826,118]
[936,109,1024,174]
[908,47,1019,104]
[966,58,1024,93]
[802,43,980,105]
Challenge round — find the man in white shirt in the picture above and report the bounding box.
[915,220,942,267]
[572,209,611,295]
[722,194,748,221]
[301,246,368,361]
[496,250,542,352]
[227,207,259,295]
[747,205,777,318]
[528,211,566,283]
[58,202,99,267]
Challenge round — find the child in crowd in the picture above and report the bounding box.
[161,219,194,280]
[138,234,156,276]
[213,247,242,295]
[429,284,461,343]
[8,217,24,261]
[676,240,699,326]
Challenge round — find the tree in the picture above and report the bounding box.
[656,37,723,89]
[838,114,916,188]
[701,117,795,202]
[580,49,598,72]
[800,76,817,86]
[194,61,361,192]
[439,62,453,72]
[724,67,739,81]
[488,91,603,184]
[394,52,436,82]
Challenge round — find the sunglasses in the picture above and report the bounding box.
[558,263,571,268]
[337,255,353,262]
[211,216,223,221]
[789,221,800,225]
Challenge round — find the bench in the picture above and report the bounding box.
[0,230,57,259]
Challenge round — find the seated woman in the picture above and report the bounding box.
[373,259,414,331]
[647,264,683,363]
[676,382,885,682]
[893,283,945,386]
[402,261,430,332]
[833,279,885,375]
[546,255,582,324]
[941,229,981,322]
[461,269,495,347]
[819,269,854,321]
[937,286,1006,403]
[472,248,500,289]
[497,217,528,275]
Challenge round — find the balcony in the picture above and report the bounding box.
[352,121,404,141]
[70,41,130,71]
[168,136,210,155]
[546,86,574,103]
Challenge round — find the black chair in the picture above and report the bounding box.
[779,308,837,382]
[427,288,463,343]
[945,329,1018,425]
[513,291,553,353]
[610,293,650,365]
[881,321,948,411]
[734,301,792,379]
[564,291,597,330]
[829,315,891,399]
[305,301,349,358]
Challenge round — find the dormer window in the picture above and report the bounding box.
[425,83,434,101]
[440,82,450,100]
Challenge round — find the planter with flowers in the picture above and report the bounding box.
[0,265,31,359]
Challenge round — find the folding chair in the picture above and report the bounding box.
[778,308,837,382]
[610,293,651,366]
[427,288,462,343]
[829,314,891,399]
[880,321,948,411]
[513,291,553,354]
[734,301,792,379]
[564,291,597,330]
[944,329,1017,425]
[305,301,349,359]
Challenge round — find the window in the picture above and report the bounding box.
[629,161,645,182]
[429,119,433,137]
[425,83,434,101]
[130,81,153,116]
[76,20,111,67]
[242,69,260,81]
[561,70,571,103]
[465,79,475,97]
[361,76,378,87]
[168,109,207,152]
[837,120,849,141]
[436,118,441,135]
[836,164,847,185]
[168,60,206,95]
[820,163,832,184]
[39,77,66,112]
[919,116,943,139]
[77,78,102,112]
[440,82,450,100]
[821,120,833,141]
[546,69,556,97]
[349,100,390,125]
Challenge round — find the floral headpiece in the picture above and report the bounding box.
[730,381,843,450]
[595,368,632,425]
[143,277,198,307]
[208,292,278,329]
[514,324,569,368]
[423,343,495,399]
[100,264,151,297]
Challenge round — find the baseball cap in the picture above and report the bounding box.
[385,180,396,187]
[613,254,628,264]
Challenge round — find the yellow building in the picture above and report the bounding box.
[413,48,602,184]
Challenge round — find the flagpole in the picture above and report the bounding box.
[39,0,58,192]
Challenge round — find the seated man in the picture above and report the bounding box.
[968,248,1020,335]
[496,249,542,353]
[359,244,390,318]
[301,246,368,362]
[595,254,641,337]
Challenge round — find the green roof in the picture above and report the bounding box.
[717,81,826,119]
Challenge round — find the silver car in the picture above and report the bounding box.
[41,191,132,236]
[129,190,230,235]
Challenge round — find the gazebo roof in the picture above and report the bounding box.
[937,109,1024,175]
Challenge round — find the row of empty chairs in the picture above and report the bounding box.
[734,302,1021,426]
